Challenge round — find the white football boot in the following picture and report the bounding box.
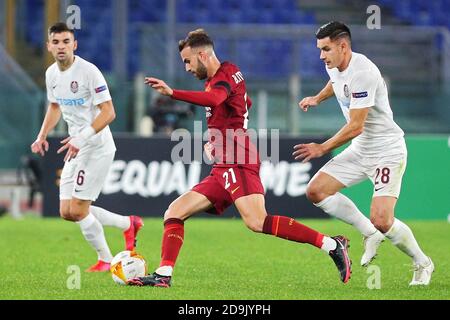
[360,230,385,267]
[409,257,434,286]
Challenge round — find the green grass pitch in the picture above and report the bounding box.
[0,216,449,300]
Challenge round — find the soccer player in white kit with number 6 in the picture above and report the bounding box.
[31,23,143,272]
[294,21,433,286]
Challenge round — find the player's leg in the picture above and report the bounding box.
[90,206,143,251]
[371,196,433,285]
[128,190,214,287]
[308,172,378,236]
[227,166,351,283]
[310,149,384,266]
[369,152,433,284]
[89,206,130,230]
[234,193,352,283]
[86,152,144,250]
[60,200,113,269]
[69,197,113,271]
[235,193,327,248]
[158,190,213,273]
[59,157,111,270]
[59,199,72,221]
[65,152,118,271]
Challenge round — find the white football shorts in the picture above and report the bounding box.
[59,151,115,201]
[319,147,407,198]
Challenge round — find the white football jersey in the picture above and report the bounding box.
[326,52,405,157]
[46,55,116,155]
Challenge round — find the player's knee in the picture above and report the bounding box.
[59,208,73,221]
[306,182,326,203]
[164,204,184,221]
[163,208,173,220]
[371,219,392,233]
[67,198,90,222]
[68,209,87,222]
[370,209,394,233]
[69,203,89,222]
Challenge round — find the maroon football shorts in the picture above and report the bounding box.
[191,165,265,215]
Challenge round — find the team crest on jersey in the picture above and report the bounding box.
[343,84,349,98]
[70,81,79,93]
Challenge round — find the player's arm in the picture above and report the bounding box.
[321,108,368,152]
[298,80,334,112]
[57,100,116,162]
[172,88,228,108]
[31,102,61,156]
[145,77,228,107]
[293,108,369,162]
[91,100,116,132]
[295,71,377,162]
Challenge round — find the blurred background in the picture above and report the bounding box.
[0,0,449,219]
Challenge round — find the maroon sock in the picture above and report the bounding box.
[262,215,324,249]
[159,218,185,268]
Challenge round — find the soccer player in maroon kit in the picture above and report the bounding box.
[128,29,351,287]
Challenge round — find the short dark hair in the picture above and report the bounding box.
[178,29,214,52]
[48,22,75,37]
[315,21,351,41]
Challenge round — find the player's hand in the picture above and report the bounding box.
[144,77,174,96]
[292,143,325,163]
[57,136,83,162]
[204,142,214,162]
[298,96,319,112]
[31,137,49,157]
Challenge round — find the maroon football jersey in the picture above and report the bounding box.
[204,62,260,168]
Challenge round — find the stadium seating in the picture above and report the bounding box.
[21,0,448,79]
[377,0,450,28]
[24,0,316,77]
[25,0,44,48]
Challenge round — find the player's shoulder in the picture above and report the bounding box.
[75,56,102,73]
[351,52,378,73]
[45,62,58,78]
[219,61,241,75]
[350,52,381,79]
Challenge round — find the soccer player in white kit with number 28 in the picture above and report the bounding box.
[294,21,434,286]
[31,22,143,272]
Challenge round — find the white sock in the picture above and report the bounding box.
[384,218,429,266]
[321,236,337,253]
[90,206,130,231]
[155,266,173,277]
[77,213,113,263]
[315,193,378,237]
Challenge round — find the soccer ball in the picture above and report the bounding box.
[110,250,147,285]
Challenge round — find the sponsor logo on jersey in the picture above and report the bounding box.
[205,107,212,118]
[344,84,349,98]
[56,98,85,106]
[70,81,79,93]
[352,91,368,98]
[95,85,107,93]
